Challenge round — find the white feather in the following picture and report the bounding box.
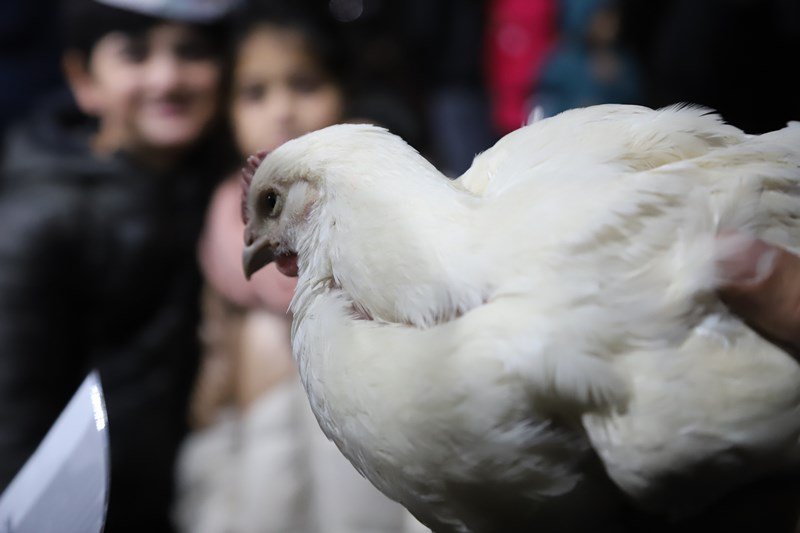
[245,104,800,532]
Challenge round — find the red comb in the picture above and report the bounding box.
[241,149,269,225]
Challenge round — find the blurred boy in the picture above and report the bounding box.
[0,0,236,531]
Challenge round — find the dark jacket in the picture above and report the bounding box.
[0,91,222,532]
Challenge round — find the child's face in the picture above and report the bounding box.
[231,26,344,156]
[75,24,221,159]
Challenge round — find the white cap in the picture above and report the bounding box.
[94,0,240,23]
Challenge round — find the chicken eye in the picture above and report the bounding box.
[259,190,280,217]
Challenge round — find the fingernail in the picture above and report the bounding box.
[716,235,778,285]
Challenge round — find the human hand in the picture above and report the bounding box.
[716,235,800,356]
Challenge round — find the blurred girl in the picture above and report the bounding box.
[174,3,423,532]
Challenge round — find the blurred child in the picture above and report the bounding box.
[174,2,424,531]
[0,0,236,531]
[533,0,641,118]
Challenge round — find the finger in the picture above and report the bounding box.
[717,237,800,352]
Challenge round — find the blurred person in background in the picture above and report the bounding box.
[0,0,236,531]
[174,2,423,531]
[484,0,557,134]
[406,0,495,177]
[533,0,641,118]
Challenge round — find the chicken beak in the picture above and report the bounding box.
[243,238,277,280]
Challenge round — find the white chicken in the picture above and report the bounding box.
[241,104,800,532]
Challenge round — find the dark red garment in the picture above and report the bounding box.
[484,0,557,134]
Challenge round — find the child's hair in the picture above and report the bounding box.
[226,1,350,92]
[61,0,231,61]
